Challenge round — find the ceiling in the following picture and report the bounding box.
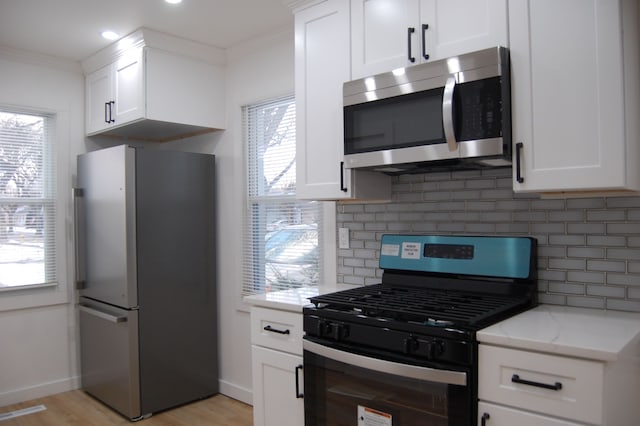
[0,0,294,62]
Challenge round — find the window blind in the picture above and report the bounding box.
[0,110,57,290]
[242,96,323,296]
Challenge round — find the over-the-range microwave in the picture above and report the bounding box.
[343,46,512,174]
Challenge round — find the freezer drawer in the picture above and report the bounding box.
[79,298,141,419]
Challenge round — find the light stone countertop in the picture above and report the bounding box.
[243,284,357,313]
[478,304,640,361]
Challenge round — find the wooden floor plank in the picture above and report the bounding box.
[0,391,252,425]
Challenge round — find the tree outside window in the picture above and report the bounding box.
[242,96,322,296]
[0,110,56,289]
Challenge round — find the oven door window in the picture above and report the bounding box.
[344,88,445,155]
[304,349,471,426]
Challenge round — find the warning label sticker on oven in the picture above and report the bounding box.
[380,243,400,257]
[401,242,421,259]
[358,405,392,426]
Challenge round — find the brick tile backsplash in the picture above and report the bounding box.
[335,169,640,313]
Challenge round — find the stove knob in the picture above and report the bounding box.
[426,340,444,360]
[330,323,349,341]
[317,319,333,337]
[403,337,419,354]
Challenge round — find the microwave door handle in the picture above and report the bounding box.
[442,75,457,152]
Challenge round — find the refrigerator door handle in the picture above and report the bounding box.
[73,187,86,289]
[79,304,128,323]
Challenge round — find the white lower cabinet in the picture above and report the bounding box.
[478,343,638,425]
[251,346,303,426]
[478,402,583,426]
[250,306,304,426]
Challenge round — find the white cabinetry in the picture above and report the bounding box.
[292,0,391,200]
[82,28,225,142]
[350,0,508,79]
[478,345,603,425]
[510,0,640,194]
[250,306,304,426]
[86,47,144,135]
[477,305,640,426]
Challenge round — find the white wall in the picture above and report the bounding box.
[0,48,85,406]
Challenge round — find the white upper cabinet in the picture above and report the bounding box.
[293,0,391,200]
[86,64,115,134]
[351,0,508,79]
[82,28,225,142]
[510,0,640,194]
[86,49,144,135]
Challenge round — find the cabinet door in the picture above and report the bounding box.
[510,0,628,192]
[478,402,584,426]
[295,0,352,199]
[251,345,304,426]
[85,64,113,134]
[351,0,421,79]
[112,47,145,126]
[421,0,508,60]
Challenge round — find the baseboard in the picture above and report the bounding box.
[0,376,81,408]
[218,379,253,406]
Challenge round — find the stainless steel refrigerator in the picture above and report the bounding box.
[74,145,217,420]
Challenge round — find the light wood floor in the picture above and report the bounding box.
[0,390,253,425]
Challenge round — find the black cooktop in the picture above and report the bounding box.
[308,283,531,329]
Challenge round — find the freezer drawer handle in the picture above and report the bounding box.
[511,374,562,391]
[263,325,290,335]
[79,305,128,324]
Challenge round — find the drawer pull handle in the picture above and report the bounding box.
[511,374,562,391]
[295,364,304,398]
[264,325,290,335]
[481,413,490,426]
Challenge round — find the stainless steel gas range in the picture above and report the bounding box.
[303,234,537,426]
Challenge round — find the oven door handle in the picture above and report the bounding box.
[303,340,467,386]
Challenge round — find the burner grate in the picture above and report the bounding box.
[309,284,527,327]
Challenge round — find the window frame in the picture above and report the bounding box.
[241,95,324,297]
[0,103,69,311]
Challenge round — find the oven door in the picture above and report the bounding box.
[303,339,473,426]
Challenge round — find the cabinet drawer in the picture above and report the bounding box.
[250,306,303,355]
[478,402,584,426]
[478,345,604,424]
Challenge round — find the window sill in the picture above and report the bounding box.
[0,282,69,313]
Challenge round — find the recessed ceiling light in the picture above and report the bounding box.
[165,0,183,4]
[101,30,120,40]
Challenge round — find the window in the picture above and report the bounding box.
[242,96,322,296]
[0,109,57,290]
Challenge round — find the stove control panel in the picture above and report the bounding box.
[379,234,536,279]
[304,313,472,366]
[424,243,474,259]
